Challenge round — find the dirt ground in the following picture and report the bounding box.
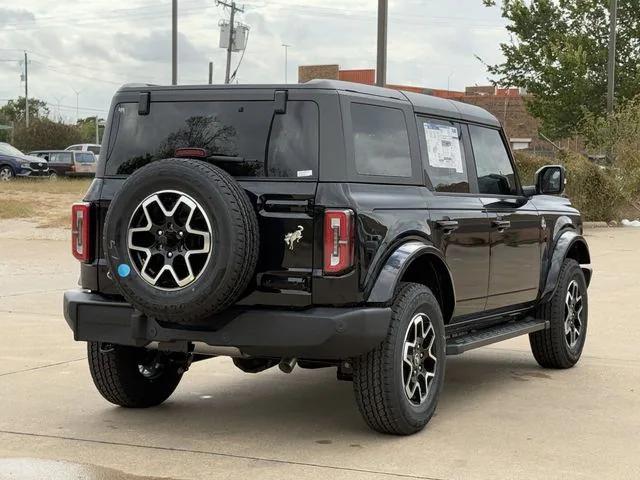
[0,224,638,480]
[0,179,90,229]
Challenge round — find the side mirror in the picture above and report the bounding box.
[535,165,566,195]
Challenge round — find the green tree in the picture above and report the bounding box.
[12,118,84,152]
[0,97,49,125]
[481,0,640,139]
[76,116,105,144]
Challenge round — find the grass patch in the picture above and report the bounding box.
[0,199,35,219]
[0,178,90,228]
[0,178,92,196]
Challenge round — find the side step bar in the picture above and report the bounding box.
[446,318,549,355]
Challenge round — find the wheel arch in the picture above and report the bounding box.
[541,230,592,302]
[367,241,456,324]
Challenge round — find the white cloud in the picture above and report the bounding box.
[0,0,507,122]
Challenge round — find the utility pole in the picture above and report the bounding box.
[172,0,178,85]
[282,44,291,83]
[95,116,100,144]
[376,0,388,87]
[208,61,214,84]
[607,0,618,113]
[24,51,29,128]
[217,0,244,84]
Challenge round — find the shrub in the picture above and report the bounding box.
[514,151,624,221]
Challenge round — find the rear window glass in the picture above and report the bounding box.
[50,152,73,164]
[105,100,318,178]
[351,103,412,177]
[76,152,95,163]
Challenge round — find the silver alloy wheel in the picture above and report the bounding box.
[564,279,583,349]
[0,167,13,181]
[402,313,438,406]
[127,190,212,291]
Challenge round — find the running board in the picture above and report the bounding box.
[446,318,549,355]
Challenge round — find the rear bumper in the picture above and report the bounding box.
[63,289,391,359]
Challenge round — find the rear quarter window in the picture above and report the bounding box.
[350,103,412,178]
[105,100,318,178]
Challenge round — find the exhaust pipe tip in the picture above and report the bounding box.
[278,358,297,374]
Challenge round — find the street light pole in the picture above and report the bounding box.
[376,0,388,87]
[24,51,29,128]
[172,0,178,85]
[607,0,618,113]
[282,44,291,83]
[71,87,82,123]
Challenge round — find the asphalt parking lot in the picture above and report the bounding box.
[1,226,639,480]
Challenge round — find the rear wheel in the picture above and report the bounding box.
[0,166,14,181]
[87,342,185,408]
[352,283,446,435]
[49,171,58,180]
[529,258,588,368]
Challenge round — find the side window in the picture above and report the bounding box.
[418,117,469,193]
[469,125,518,196]
[88,146,101,154]
[67,145,81,151]
[51,152,73,164]
[267,101,318,178]
[351,103,412,177]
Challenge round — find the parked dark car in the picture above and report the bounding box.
[0,142,49,180]
[28,150,97,178]
[63,81,592,435]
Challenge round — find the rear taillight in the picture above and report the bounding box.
[71,202,91,262]
[323,209,355,275]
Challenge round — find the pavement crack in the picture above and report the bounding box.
[0,430,448,480]
[0,358,86,378]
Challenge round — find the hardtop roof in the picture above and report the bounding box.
[116,79,500,128]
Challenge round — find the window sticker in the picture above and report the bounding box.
[423,123,464,173]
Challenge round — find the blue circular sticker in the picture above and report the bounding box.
[117,264,131,278]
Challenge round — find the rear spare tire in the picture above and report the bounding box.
[103,158,259,326]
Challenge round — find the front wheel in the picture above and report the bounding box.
[88,342,185,408]
[529,258,588,368]
[0,166,14,181]
[352,283,446,435]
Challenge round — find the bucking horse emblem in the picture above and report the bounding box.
[284,225,304,251]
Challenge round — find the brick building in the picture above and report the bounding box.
[298,65,559,155]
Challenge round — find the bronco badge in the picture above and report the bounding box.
[284,225,304,251]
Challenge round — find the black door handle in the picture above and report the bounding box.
[492,219,511,230]
[436,220,460,234]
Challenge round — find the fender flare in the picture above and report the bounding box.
[367,241,456,321]
[541,229,592,302]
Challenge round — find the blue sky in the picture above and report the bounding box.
[0,0,509,121]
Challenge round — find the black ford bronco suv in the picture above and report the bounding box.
[64,80,592,435]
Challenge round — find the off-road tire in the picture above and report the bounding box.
[88,342,183,408]
[530,258,588,369]
[352,283,446,435]
[103,158,259,326]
